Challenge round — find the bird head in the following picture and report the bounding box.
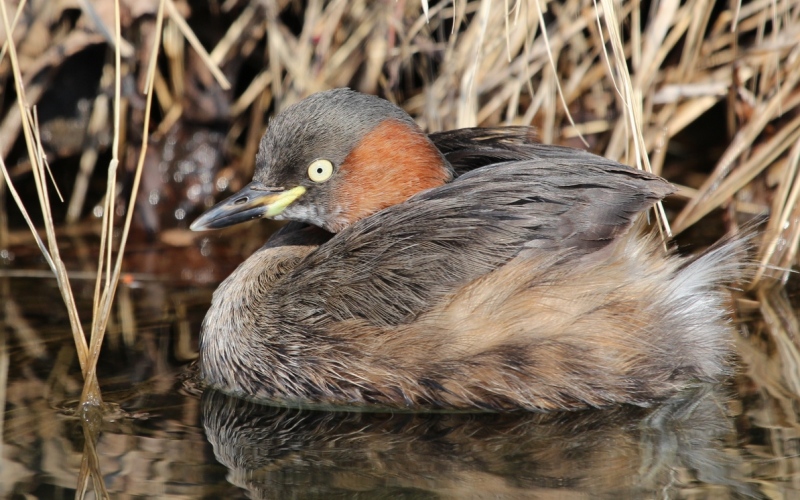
[191,89,452,233]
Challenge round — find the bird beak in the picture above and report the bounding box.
[190,182,307,231]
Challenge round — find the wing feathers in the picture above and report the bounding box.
[271,150,673,328]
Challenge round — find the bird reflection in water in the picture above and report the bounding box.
[200,385,759,498]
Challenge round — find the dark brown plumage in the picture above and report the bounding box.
[191,88,745,411]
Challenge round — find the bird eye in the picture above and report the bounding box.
[307,159,334,183]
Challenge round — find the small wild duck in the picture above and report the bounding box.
[191,88,744,411]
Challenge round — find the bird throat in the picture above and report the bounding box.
[330,119,452,232]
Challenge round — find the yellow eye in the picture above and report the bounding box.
[307,159,334,183]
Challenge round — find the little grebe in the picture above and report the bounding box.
[191,88,744,411]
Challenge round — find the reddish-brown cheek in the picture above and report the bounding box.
[333,119,451,230]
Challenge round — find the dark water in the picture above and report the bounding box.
[0,232,795,498]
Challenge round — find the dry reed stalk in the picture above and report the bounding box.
[752,138,800,287]
[673,65,800,233]
[165,0,231,90]
[73,0,226,410]
[597,0,671,237]
[0,0,23,85]
[72,0,163,495]
[80,0,167,411]
[209,1,260,66]
[0,0,91,374]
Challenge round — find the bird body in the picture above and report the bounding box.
[192,89,743,411]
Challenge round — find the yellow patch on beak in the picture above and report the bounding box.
[264,186,307,217]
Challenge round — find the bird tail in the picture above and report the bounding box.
[657,231,752,381]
